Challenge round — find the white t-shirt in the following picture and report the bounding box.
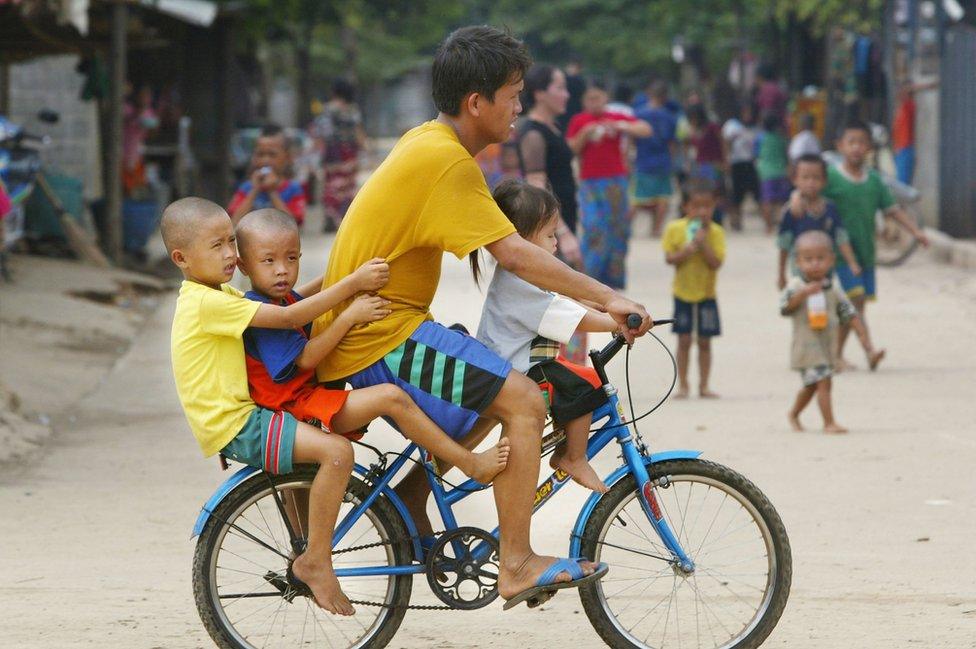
[722,118,758,163]
[789,130,821,161]
[476,267,587,373]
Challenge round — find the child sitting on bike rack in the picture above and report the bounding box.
[472,179,622,493]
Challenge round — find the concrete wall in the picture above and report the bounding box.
[7,55,103,200]
[912,83,940,228]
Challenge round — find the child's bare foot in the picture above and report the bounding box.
[868,348,886,371]
[823,422,848,434]
[699,387,720,399]
[550,450,608,493]
[788,412,804,432]
[465,437,511,483]
[291,553,355,615]
[674,385,690,399]
[835,358,857,373]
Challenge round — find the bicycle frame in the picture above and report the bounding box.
[194,388,701,578]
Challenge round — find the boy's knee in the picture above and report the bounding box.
[320,434,354,469]
[678,334,693,348]
[697,336,712,349]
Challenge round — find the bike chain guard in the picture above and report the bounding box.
[425,527,500,610]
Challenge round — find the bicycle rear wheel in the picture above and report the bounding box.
[578,459,791,649]
[192,467,412,649]
[875,208,920,267]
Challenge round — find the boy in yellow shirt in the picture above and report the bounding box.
[662,178,726,398]
[163,197,390,617]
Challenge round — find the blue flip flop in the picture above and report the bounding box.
[502,557,609,610]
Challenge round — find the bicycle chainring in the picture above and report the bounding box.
[425,526,500,610]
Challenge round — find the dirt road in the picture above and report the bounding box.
[2,215,974,648]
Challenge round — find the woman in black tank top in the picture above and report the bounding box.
[519,65,580,266]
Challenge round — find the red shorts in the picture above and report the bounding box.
[285,385,362,440]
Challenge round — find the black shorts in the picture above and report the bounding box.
[527,358,607,425]
[672,297,721,338]
[730,161,760,206]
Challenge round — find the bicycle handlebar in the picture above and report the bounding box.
[589,314,675,385]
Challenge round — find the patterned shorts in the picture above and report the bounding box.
[800,365,833,387]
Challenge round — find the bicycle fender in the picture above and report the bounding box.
[190,464,422,560]
[568,450,702,557]
[192,465,261,537]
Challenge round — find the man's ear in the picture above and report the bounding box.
[464,92,482,118]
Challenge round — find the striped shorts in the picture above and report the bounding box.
[221,407,298,474]
[345,321,511,440]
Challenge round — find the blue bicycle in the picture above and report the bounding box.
[191,321,792,648]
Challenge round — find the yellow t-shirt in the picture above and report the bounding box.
[170,280,261,456]
[662,217,726,302]
[314,121,517,381]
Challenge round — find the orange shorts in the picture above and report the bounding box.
[285,385,362,441]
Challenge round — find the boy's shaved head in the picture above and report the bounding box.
[794,230,833,253]
[160,197,228,253]
[235,209,299,257]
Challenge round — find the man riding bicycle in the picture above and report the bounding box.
[312,25,653,608]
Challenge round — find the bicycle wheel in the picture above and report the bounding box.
[192,467,413,649]
[875,208,920,267]
[578,459,791,649]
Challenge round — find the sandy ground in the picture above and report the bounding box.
[1,208,975,648]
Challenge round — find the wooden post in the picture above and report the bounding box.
[215,18,234,204]
[105,0,127,263]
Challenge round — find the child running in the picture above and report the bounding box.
[663,178,726,399]
[781,231,881,432]
[474,180,622,493]
[235,207,510,486]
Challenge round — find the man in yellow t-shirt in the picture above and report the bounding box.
[663,178,726,399]
[313,26,656,608]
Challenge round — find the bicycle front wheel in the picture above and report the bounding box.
[579,459,791,649]
[192,468,412,649]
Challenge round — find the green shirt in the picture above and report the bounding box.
[756,131,788,180]
[823,164,895,268]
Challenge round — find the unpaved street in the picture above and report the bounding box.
[2,215,975,648]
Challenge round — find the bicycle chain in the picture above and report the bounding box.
[333,532,455,610]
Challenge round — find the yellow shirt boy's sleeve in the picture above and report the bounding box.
[662,221,683,254]
[710,224,726,262]
[418,159,516,259]
[199,288,261,338]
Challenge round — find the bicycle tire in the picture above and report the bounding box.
[578,459,791,649]
[192,468,412,649]
[875,208,920,267]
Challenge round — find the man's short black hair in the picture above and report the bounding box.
[260,123,284,139]
[432,25,532,116]
[839,118,872,141]
[793,153,827,177]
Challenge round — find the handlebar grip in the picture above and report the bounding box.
[626,313,642,329]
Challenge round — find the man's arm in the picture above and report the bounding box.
[485,234,651,335]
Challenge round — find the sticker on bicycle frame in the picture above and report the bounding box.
[642,482,664,520]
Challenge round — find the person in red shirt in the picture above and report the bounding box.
[228,125,307,226]
[567,82,651,288]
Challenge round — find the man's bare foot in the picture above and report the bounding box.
[788,412,804,432]
[823,422,848,434]
[549,449,608,493]
[291,553,355,615]
[674,385,690,399]
[868,348,886,371]
[699,388,720,399]
[835,358,857,373]
[497,552,598,600]
[464,437,511,483]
